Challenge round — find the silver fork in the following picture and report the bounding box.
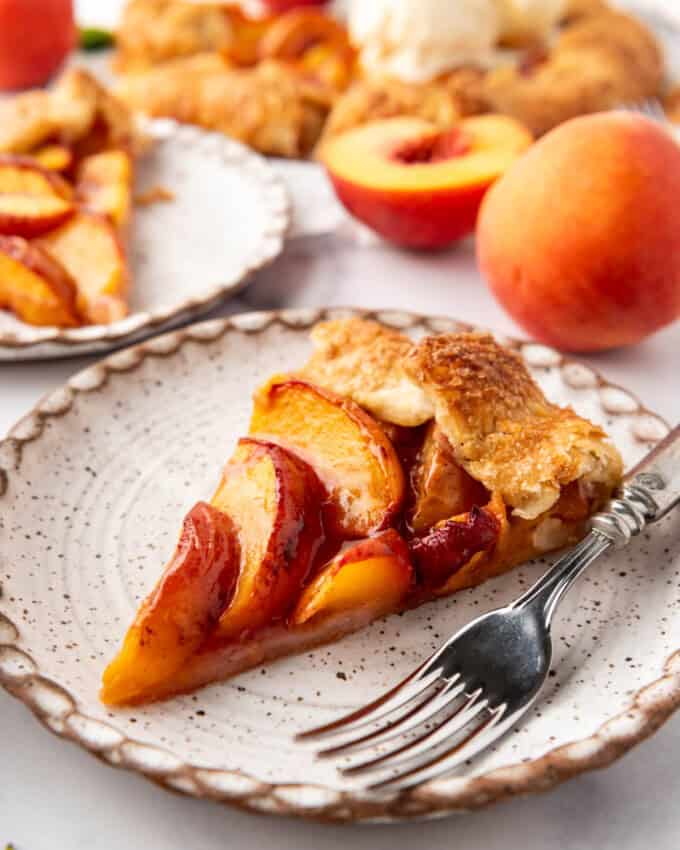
[619,97,669,123]
[298,425,680,792]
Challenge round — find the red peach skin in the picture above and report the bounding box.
[409,507,501,589]
[321,116,532,249]
[477,113,680,351]
[212,437,327,640]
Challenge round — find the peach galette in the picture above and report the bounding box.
[112,0,666,157]
[102,319,622,705]
[0,68,145,327]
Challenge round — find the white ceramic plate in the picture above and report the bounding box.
[0,120,289,361]
[0,308,678,823]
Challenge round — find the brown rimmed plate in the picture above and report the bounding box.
[0,307,678,822]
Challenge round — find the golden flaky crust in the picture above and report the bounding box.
[110,0,667,151]
[116,56,331,158]
[301,318,433,427]
[403,332,622,519]
[482,10,664,136]
[114,0,234,72]
[320,76,461,144]
[0,92,54,155]
[0,68,147,158]
[50,68,147,154]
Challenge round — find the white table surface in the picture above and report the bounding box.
[3,2,680,848]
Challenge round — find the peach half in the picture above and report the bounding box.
[320,115,532,249]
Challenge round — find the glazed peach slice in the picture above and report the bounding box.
[293,529,413,625]
[0,154,72,199]
[39,210,129,324]
[211,438,326,641]
[0,193,73,237]
[409,506,501,590]
[0,154,74,236]
[320,115,532,248]
[410,423,489,534]
[0,235,79,326]
[101,502,240,706]
[249,376,405,538]
[258,8,350,63]
[76,149,133,232]
[33,144,73,173]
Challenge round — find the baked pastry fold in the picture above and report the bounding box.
[102,319,622,705]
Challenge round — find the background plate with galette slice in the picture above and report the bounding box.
[0,118,289,361]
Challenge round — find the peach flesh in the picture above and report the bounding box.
[322,116,533,249]
[390,128,471,165]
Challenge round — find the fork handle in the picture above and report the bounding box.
[620,423,680,522]
[514,424,680,623]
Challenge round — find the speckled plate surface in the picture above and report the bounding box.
[0,307,678,823]
[0,120,289,361]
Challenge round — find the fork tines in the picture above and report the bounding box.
[297,651,508,791]
[619,98,668,122]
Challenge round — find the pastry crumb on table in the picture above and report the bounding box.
[134,184,175,206]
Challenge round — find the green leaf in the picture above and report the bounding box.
[79,27,115,51]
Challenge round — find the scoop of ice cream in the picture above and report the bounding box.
[348,0,502,83]
[496,0,566,45]
[348,0,567,83]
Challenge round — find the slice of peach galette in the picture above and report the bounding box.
[0,68,143,327]
[102,319,622,705]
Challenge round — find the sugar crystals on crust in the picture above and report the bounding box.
[403,332,622,519]
[301,318,433,427]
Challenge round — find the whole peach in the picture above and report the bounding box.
[0,0,74,91]
[477,112,680,351]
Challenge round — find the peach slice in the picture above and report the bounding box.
[258,8,350,62]
[101,502,240,706]
[293,529,413,625]
[262,0,331,12]
[249,376,405,538]
[211,438,326,640]
[222,6,273,66]
[0,154,72,199]
[410,423,489,534]
[0,235,79,326]
[33,144,74,173]
[0,192,73,237]
[76,149,133,232]
[39,210,129,324]
[320,115,533,248]
[409,506,501,590]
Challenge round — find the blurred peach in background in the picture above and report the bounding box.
[0,0,75,91]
